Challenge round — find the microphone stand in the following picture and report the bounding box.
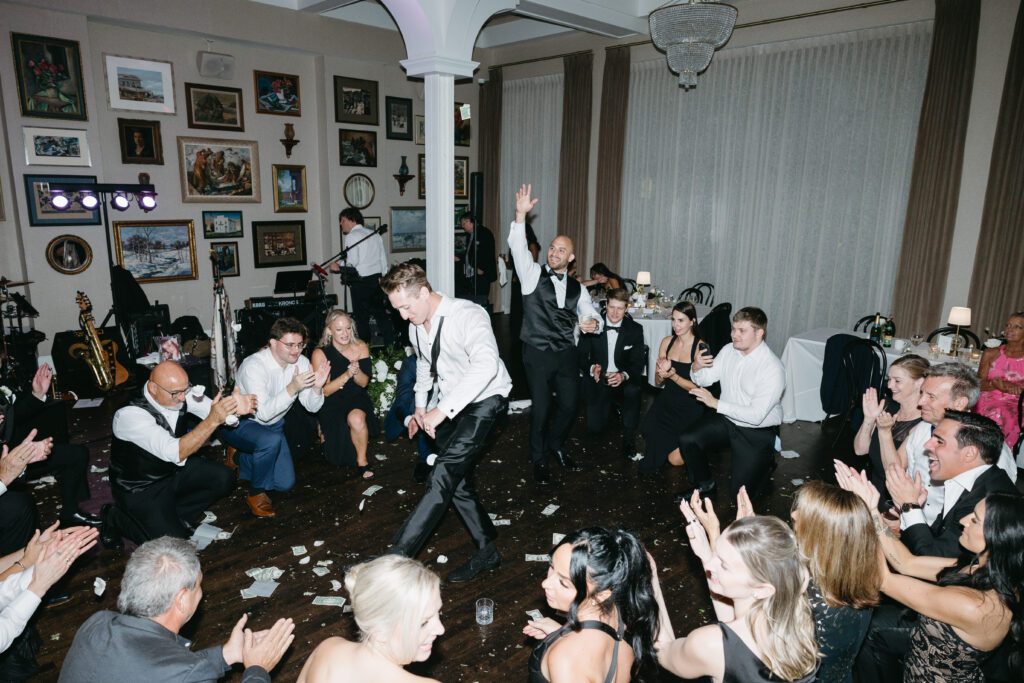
[312,224,388,315]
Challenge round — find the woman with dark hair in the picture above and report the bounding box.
[639,301,706,474]
[578,263,623,294]
[523,527,660,683]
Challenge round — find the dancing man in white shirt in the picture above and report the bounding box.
[331,208,395,346]
[380,262,512,583]
[221,318,328,518]
[508,184,602,484]
[683,307,785,498]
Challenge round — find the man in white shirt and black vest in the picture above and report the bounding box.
[683,307,785,498]
[380,262,512,582]
[331,208,395,346]
[508,184,602,484]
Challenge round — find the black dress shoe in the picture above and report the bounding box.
[533,463,551,484]
[99,504,124,550]
[62,511,103,528]
[413,461,432,484]
[552,448,581,471]
[447,543,500,583]
[674,480,717,504]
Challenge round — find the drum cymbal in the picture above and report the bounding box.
[0,279,32,287]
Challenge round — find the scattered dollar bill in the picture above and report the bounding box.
[374,453,387,461]
[525,554,551,562]
[313,540,324,547]
[358,498,366,512]
[493,519,511,526]
[312,596,347,607]
[526,609,544,621]
[246,566,285,581]
[330,580,342,591]
[436,555,448,564]
[362,485,383,497]
[312,566,330,577]
[93,577,106,597]
[316,560,333,566]
[343,604,353,613]
[299,556,311,565]
[202,511,217,524]
[541,504,559,516]
[552,533,565,545]
[291,545,307,556]
[240,588,257,599]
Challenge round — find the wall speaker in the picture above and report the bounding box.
[197,51,235,79]
[470,172,484,223]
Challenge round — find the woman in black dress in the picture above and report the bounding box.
[640,301,706,474]
[311,310,378,478]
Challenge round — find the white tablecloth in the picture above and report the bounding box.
[634,304,710,385]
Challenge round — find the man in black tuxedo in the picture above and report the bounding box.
[454,212,496,308]
[578,288,645,457]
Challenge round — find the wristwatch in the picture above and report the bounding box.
[900,502,922,513]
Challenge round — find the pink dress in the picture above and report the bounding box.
[976,347,1024,447]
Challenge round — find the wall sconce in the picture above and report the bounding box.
[393,155,415,196]
[280,123,299,158]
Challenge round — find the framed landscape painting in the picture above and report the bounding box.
[177,136,260,203]
[23,127,91,166]
[390,207,426,253]
[252,220,306,268]
[254,71,300,116]
[117,118,163,165]
[185,83,244,131]
[202,210,243,238]
[334,76,378,125]
[23,173,101,226]
[272,164,307,212]
[339,129,377,167]
[12,33,87,120]
[210,241,240,277]
[104,54,175,114]
[113,219,198,283]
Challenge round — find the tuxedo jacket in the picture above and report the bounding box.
[578,316,645,382]
[902,465,1019,558]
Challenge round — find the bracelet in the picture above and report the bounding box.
[13,560,24,569]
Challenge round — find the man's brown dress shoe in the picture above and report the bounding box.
[225,447,238,471]
[246,492,275,518]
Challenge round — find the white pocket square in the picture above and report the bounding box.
[624,345,633,350]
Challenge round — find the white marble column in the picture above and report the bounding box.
[423,71,456,294]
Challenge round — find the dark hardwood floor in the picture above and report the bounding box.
[27,316,853,682]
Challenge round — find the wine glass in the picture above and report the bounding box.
[911,332,924,347]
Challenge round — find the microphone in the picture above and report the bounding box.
[311,263,330,277]
[376,224,388,235]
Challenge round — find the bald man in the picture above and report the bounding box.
[508,184,602,483]
[104,361,254,547]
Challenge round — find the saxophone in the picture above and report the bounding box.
[73,292,114,391]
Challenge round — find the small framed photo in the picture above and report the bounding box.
[12,33,87,121]
[177,136,260,203]
[272,164,308,212]
[185,83,244,131]
[23,173,101,226]
[454,102,471,147]
[23,127,91,166]
[154,335,184,361]
[363,216,381,230]
[454,204,468,229]
[385,96,413,140]
[103,54,175,114]
[334,76,378,125]
[252,220,306,268]
[390,207,426,253]
[417,154,470,199]
[254,70,300,116]
[339,129,377,167]
[113,219,198,283]
[202,210,243,238]
[117,118,163,165]
[414,115,425,144]
[210,241,240,277]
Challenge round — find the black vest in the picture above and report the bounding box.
[110,393,191,494]
[521,273,581,352]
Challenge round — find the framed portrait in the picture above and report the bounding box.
[177,136,260,203]
[334,76,378,125]
[103,54,175,114]
[45,235,93,275]
[454,102,471,147]
[113,219,198,284]
[210,241,240,277]
[339,129,377,167]
[185,83,244,131]
[272,164,307,212]
[385,96,413,141]
[117,118,163,165]
[12,33,87,121]
[363,216,381,230]
[414,115,425,145]
[254,70,300,116]
[417,154,470,199]
[454,203,468,229]
[390,207,426,253]
[252,220,306,268]
[23,127,91,166]
[202,210,243,238]
[23,174,101,226]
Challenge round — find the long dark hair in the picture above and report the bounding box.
[557,528,659,680]
[671,301,700,344]
[938,493,1024,671]
[589,262,621,283]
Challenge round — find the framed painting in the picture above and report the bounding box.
[272,164,307,212]
[113,219,198,284]
[252,220,306,268]
[385,96,413,141]
[45,234,93,275]
[23,127,91,166]
[210,241,240,277]
[417,154,470,199]
[23,173,101,226]
[202,210,243,238]
[415,115,425,144]
[334,76,378,125]
[390,207,426,253]
[117,118,163,165]
[254,70,300,116]
[454,203,468,229]
[103,54,175,114]
[177,136,260,203]
[363,216,381,230]
[185,83,244,131]
[339,129,377,167]
[12,33,87,121]
[454,102,471,147]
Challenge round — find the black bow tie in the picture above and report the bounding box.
[545,267,565,281]
[606,323,621,330]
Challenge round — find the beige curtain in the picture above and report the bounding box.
[593,46,631,274]
[891,0,980,334]
[556,52,593,262]
[968,2,1024,330]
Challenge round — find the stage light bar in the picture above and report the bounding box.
[111,192,131,211]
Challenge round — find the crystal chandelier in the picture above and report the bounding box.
[649,0,737,90]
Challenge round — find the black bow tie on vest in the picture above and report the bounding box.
[544,266,565,281]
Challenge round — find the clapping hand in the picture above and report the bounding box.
[591,364,602,382]
[884,463,927,508]
[232,389,257,416]
[655,357,672,379]
[861,388,885,424]
[243,617,295,672]
[735,486,755,519]
[27,525,98,598]
[313,362,331,390]
[833,460,881,510]
[688,490,720,549]
[0,429,51,486]
[288,368,317,394]
[876,411,896,431]
[31,364,53,401]
[679,499,713,564]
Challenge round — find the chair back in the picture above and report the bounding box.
[691,282,715,306]
[820,335,887,419]
[1015,391,1024,457]
[678,287,703,304]
[853,315,875,333]
[697,302,732,355]
[622,278,637,294]
[927,326,981,348]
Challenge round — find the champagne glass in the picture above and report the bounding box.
[911,332,923,347]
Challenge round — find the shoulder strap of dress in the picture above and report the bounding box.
[575,621,623,683]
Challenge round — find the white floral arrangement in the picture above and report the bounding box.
[367,345,406,416]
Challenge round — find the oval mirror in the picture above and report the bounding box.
[46,235,93,275]
[344,173,374,210]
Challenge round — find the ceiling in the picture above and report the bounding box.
[246,0,670,48]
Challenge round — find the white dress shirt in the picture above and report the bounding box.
[691,341,784,428]
[0,567,39,653]
[605,324,621,374]
[344,225,388,277]
[111,386,213,466]
[507,221,602,333]
[235,347,324,425]
[411,294,512,419]
[901,463,993,530]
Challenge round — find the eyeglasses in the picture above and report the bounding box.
[151,380,193,400]
[274,339,306,351]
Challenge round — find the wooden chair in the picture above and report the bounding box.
[927,326,981,349]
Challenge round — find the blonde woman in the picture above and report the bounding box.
[298,556,444,683]
[311,310,377,478]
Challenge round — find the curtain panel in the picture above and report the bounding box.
[593,46,632,274]
[556,52,594,263]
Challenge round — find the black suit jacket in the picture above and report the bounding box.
[902,465,1019,558]
[578,316,645,382]
[463,225,497,285]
